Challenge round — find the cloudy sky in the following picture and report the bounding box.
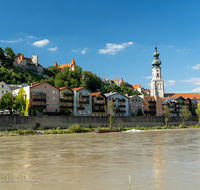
[1,0,200,93]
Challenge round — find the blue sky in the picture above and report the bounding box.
[1,0,200,93]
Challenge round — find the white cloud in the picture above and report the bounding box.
[167,45,174,48]
[72,49,78,52]
[176,49,180,51]
[145,76,152,79]
[165,80,176,86]
[27,36,36,38]
[183,48,191,51]
[192,87,200,92]
[48,47,58,51]
[32,39,49,47]
[191,64,200,70]
[0,39,23,43]
[81,47,88,54]
[181,78,200,85]
[98,42,133,55]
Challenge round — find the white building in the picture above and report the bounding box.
[129,95,144,116]
[0,81,11,99]
[104,92,130,116]
[150,46,164,98]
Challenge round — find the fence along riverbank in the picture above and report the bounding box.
[0,116,198,130]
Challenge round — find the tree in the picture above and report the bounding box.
[0,47,5,65]
[163,105,171,125]
[195,105,200,123]
[16,53,22,56]
[15,88,27,115]
[104,99,116,128]
[4,47,15,67]
[180,105,192,125]
[137,108,143,116]
[0,92,16,111]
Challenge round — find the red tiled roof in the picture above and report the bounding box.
[119,77,124,84]
[55,58,76,69]
[92,92,101,97]
[132,84,141,89]
[54,61,58,66]
[72,87,84,92]
[145,89,150,93]
[59,87,72,91]
[165,93,200,100]
[114,77,118,82]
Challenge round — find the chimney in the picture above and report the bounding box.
[31,83,36,87]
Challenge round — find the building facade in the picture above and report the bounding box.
[72,87,92,116]
[150,46,164,98]
[59,87,74,115]
[0,81,11,99]
[92,92,107,116]
[104,92,129,116]
[129,95,144,116]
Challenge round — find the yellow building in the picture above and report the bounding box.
[92,92,107,116]
[59,87,74,115]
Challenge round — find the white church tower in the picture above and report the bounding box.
[150,45,164,98]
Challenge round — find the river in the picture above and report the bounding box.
[0,129,200,190]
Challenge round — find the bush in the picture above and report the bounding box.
[34,122,41,130]
[68,124,91,133]
[24,128,36,135]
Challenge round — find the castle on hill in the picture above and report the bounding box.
[53,58,76,71]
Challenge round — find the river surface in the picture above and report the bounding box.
[0,129,200,190]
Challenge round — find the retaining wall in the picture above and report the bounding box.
[0,116,198,130]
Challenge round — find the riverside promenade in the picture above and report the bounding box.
[0,116,198,130]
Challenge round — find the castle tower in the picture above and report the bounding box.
[150,46,164,97]
[32,54,38,66]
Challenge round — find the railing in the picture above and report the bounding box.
[116,110,126,113]
[32,98,46,102]
[31,105,46,108]
[94,102,105,106]
[60,106,73,109]
[96,97,104,100]
[60,99,73,103]
[118,105,126,108]
[118,99,126,102]
[64,93,73,97]
[149,105,156,109]
[80,95,89,98]
[144,110,156,114]
[148,101,156,104]
[77,100,89,104]
[94,109,105,112]
[77,107,85,110]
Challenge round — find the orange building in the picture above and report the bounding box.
[144,95,163,116]
[54,58,76,70]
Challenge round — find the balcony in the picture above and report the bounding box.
[32,98,46,102]
[60,99,73,103]
[116,110,126,113]
[60,106,73,109]
[118,105,126,108]
[144,110,156,114]
[94,109,106,112]
[80,95,89,98]
[149,105,156,109]
[94,102,105,106]
[148,101,156,104]
[118,99,126,102]
[77,107,85,110]
[77,100,89,104]
[96,97,104,100]
[169,105,174,108]
[31,105,46,109]
[64,93,73,97]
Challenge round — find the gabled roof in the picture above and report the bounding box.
[165,93,200,100]
[59,87,73,91]
[170,96,185,101]
[132,84,141,89]
[92,92,107,99]
[30,81,59,90]
[101,78,106,82]
[72,87,84,92]
[104,92,128,99]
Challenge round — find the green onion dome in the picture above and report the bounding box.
[151,46,161,66]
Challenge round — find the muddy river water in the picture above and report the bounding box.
[0,129,200,190]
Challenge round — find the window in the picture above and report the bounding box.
[157,73,159,77]
[48,90,50,94]
[61,92,63,94]
[2,90,4,94]
[56,91,57,94]
[52,91,55,94]
[57,103,59,107]
[47,97,49,100]
[52,97,55,100]
[37,89,39,93]
[53,103,55,107]
[33,89,35,93]
[47,103,49,106]
[2,85,4,88]
[41,90,44,93]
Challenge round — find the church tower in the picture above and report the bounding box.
[150,46,164,97]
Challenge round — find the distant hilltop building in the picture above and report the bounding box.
[14,54,44,75]
[150,45,164,98]
[54,58,76,71]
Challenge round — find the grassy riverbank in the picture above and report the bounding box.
[0,124,200,137]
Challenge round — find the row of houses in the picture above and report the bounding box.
[0,81,198,116]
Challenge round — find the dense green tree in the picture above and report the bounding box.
[180,105,192,125]
[4,47,15,67]
[0,47,5,65]
[16,53,22,56]
[195,105,200,123]
[0,92,16,111]
[137,108,143,116]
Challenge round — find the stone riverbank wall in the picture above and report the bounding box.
[0,116,198,130]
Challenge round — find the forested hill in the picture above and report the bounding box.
[0,46,141,95]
